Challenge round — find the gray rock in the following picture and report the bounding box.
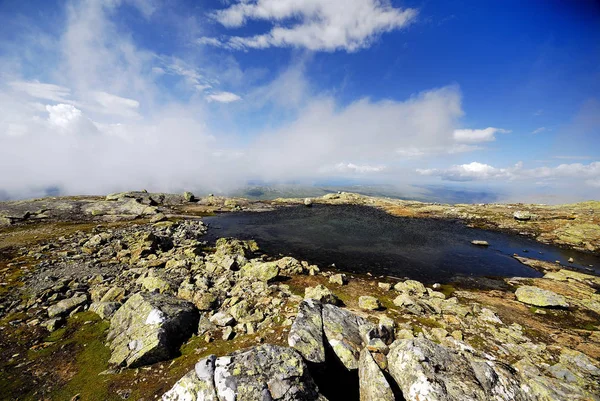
[47,294,88,318]
[107,292,198,368]
[288,300,325,363]
[162,355,218,401]
[388,338,531,401]
[305,285,339,305]
[212,345,323,401]
[240,260,279,282]
[514,211,534,221]
[41,317,64,332]
[358,349,395,401]
[471,240,489,246]
[329,273,347,286]
[209,312,235,327]
[183,191,195,202]
[515,286,569,308]
[358,296,381,311]
[322,304,373,370]
[89,301,120,320]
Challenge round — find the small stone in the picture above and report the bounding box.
[304,198,313,207]
[568,257,574,263]
[378,282,392,291]
[209,312,235,327]
[304,285,339,305]
[329,273,348,286]
[222,326,234,341]
[471,240,489,246]
[150,213,167,223]
[513,211,533,221]
[358,296,381,311]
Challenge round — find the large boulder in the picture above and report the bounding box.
[107,292,199,368]
[162,345,326,401]
[515,286,569,308]
[358,348,395,401]
[288,299,325,363]
[322,304,373,370]
[388,338,530,401]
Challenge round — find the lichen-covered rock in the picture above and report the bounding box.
[515,286,569,308]
[107,292,199,368]
[358,348,395,401]
[162,355,217,401]
[213,345,323,401]
[47,294,88,318]
[322,304,373,370]
[515,358,600,401]
[514,211,534,221]
[329,273,347,285]
[394,280,427,296]
[240,260,279,282]
[388,338,531,401]
[305,285,339,305]
[358,296,381,311]
[288,299,325,363]
[89,301,120,319]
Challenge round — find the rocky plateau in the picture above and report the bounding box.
[0,191,599,400]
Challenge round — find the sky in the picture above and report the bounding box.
[0,0,599,203]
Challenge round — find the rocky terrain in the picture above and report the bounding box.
[1,191,599,400]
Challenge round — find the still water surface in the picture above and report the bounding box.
[204,205,600,283]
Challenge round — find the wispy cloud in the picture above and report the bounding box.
[531,126,546,134]
[453,127,510,143]
[202,0,418,52]
[206,91,242,103]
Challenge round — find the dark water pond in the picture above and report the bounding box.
[203,205,600,283]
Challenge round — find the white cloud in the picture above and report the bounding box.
[206,0,418,52]
[9,81,72,103]
[322,162,386,174]
[90,91,141,118]
[532,127,546,134]
[206,91,242,103]
[46,104,99,135]
[418,161,600,187]
[453,127,510,143]
[418,162,517,181]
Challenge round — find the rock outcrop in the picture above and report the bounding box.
[388,338,530,401]
[322,304,373,370]
[163,345,326,401]
[288,299,325,364]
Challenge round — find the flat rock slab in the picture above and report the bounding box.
[107,292,198,368]
[388,338,530,401]
[288,299,325,363]
[47,294,88,318]
[515,285,569,308]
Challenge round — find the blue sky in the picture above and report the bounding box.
[0,0,599,202]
